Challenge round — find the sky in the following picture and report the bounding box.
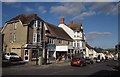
[1,2,119,49]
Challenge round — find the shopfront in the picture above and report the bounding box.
[46,45,56,63]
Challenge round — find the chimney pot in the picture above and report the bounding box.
[60,18,64,24]
[69,20,73,27]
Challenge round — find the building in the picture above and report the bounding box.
[86,43,98,59]
[44,22,73,63]
[58,18,86,58]
[1,14,45,62]
[1,14,74,63]
[0,27,4,55]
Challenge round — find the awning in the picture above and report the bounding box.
[56,46,68,51]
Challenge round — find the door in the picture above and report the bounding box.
[24,49,29,61]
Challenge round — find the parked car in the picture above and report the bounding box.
[71,57,86,67]
[85,58,94,64]
[2,52,22,61]
[96,59,101,63]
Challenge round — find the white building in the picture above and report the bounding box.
[58,18,86,57]
[86,43,98,59]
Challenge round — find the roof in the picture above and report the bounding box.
[7,13,43,24]
[86,43,93,49]
[67,22,83,32]
[45,22,73,41]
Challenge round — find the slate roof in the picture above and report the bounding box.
[86,43,93,49]
[45,22,73,41]
[7,13,43,24]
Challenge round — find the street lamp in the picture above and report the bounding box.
[36,27,40,65]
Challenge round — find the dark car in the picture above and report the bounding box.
[71,57,86,67]
[85,58,94,64]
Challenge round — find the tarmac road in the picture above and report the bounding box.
[2,60,120,76]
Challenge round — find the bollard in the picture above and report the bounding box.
[38,57,42,65]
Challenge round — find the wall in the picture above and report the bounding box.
[2,21,28,52]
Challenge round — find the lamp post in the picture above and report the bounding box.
[36,27,40,65]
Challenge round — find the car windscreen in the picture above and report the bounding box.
[72,58,80,60]
[10,53,18,55]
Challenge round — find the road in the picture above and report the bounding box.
[2,60,120,76]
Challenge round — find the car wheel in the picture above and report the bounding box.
[80,63,83,67]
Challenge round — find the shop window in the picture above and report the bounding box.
[32,50,38,58]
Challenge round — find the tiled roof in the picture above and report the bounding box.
[45,23,73,41]
[67,23,83,32]
[7,13,43,24]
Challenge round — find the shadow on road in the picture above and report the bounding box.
[88,70,120,77]
[2,61,26,67]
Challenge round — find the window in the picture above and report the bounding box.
[35,20,42,28]
[35,20,38,27]
[13,23,17,30]
[77,43,79,47]
[59,39,62,43]
[33,33,37,43]
[37,34,41,42]
[48,38,54,44]
[10,33,12,41]
[38,21,42,28]
[73,42,76,47]
[13,33,16,42]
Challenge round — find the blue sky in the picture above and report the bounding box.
[2,2,119,49]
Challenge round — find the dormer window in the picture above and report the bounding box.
[35,20,42,28]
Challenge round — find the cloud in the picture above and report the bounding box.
[86,32,112,41]
[50,2,118,20]
[89,2,118,15]
[38,6,47,14]
[50,3,86,17]
[24,7,34,12]
[73,11,96,20]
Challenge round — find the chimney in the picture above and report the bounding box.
[60,18,64,24]
[69,20,73,27]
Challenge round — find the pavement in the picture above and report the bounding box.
[2,60,70,69]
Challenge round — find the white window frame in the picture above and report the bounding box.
[39,21,42,28]
[35,20,38,27]
[13,23,17,30]
[13,33,16,42]
[48,38,54,44]
[33,33,37,43]
[37,34,41,43]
